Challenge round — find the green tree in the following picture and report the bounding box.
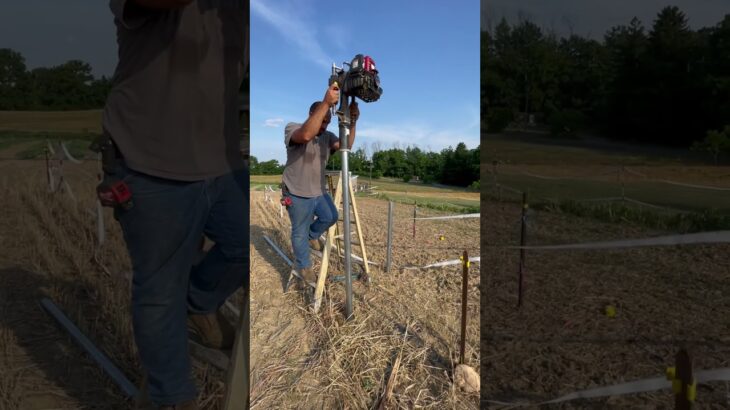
[0,48,29,109]
[691,126,730,164]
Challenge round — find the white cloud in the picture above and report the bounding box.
[251,0,333,69]
[356,121,479,153]
[264,118,285,128]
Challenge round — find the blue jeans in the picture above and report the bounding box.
[113,164,248,405]
[285,193,338,269]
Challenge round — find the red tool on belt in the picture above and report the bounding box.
[90,136,134,210]
[280,183,292,208]
[97,179,133,209]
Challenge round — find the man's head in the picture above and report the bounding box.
[310,101,332,135]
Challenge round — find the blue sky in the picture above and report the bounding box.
[250,0,480,163]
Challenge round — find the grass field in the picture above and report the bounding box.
[0,110,102,160]
[481,132,730,408]
[482,132,730,216]
[252,174,481,212]
[0,110,102,133]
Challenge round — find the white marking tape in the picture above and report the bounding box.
[61,142,82,164]
[414,213,480,220]
[488,367,730,407]
[657,179,730,191]
[403,256,480,270]
[505,167,730,191]
[520,171,574,180]
[576,197,624,203]
[506,231,730,250]
[623,167,647,178]
[623,197,678,211]
[497,184,523,194]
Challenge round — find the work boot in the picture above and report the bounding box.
[309,238,324,252]
[299,267,317,288]
[158,400,198,410]
[188,309,235,350]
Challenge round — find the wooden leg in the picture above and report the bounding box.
[223,290,249,409]
[348,181,370,276]
[314,179,342,312]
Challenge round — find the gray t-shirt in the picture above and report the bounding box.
[282,123,339,198]
[103,0,246,181]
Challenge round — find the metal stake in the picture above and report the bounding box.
[460,250,469,364]
[517,192,528,307]
[334,77,354,320]
[385,201,394,272]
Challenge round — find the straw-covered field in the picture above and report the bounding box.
[480,136,730,409]
[0,156,244,409]
[249,185,480,409]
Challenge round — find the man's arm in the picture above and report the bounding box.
[290,84,339,144]
[331,98,359,151]
[111,0,192,30]
[131,0,193,9]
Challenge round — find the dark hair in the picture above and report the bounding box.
[309,101,323,113]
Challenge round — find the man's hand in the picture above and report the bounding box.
[324,83,340,108]
[132,0,194,9]
[349,97,359,123]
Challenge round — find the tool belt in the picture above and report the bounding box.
[89,136,133,210]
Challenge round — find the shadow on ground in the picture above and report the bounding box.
[0,266,133,410]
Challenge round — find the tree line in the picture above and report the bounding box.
[482,6,730,153]
[250,142,480,188]
[0,48,111,110]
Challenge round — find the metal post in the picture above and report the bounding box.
[412,205,417,239]
[620,166,626,202]
[674,348,693,410]
[517,192,528,307]
[385,201,394,272]
[336,87,354,320]
[492,161,498,199]
[460,250,469,364]
[45,147,51,191]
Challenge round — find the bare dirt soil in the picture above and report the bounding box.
[249,189,480,409]
[480,196,730,409]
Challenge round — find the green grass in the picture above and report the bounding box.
[371,192,479,214]
[250,175,281,184]
[482,132,701,166]
[0,110,102,159]
[537,199,730,232]
[0,110,102,133]
[0,131,98,159]
[252,174,480,213]
[491,174,730,214]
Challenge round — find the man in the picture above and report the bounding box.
[101,0,247,409]
[281,83,359,286]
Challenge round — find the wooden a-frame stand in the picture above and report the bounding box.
[222,292,248,409]
[312,171,371,312]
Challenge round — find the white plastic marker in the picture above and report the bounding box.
[61,142,83,164]
[506,231,730,251]
[414,213,480,220]
[47,141,56,155]
[403,256,480,270]
[487,367,730,407]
